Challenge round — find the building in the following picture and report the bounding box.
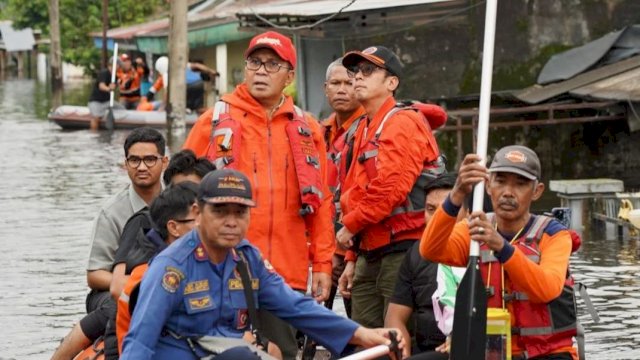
[0,21,36,73]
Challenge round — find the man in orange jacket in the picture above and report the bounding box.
[420,145,578,360]
[117,54,142,109]
[182,31,334,359]
[336,46,441,328]
[322,57,365,315]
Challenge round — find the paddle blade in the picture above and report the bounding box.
[105,107,115,131]
[450,255,487,360]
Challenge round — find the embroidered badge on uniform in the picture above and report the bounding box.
[263,258,275,273]
[162,270,182,293]
[194,244,207,261]
[236,309,249,329]
[228,278,260,290]
[184,279,210,295]
[187,295,214,311]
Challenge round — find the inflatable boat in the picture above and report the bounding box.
[48,105,199,130]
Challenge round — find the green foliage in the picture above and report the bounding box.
[4,0,167,74]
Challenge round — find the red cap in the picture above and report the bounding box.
[120,53,130,62]
[245,31,297,69]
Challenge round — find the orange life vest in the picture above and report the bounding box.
[73,337,105,360]
[354,105,445,235]
[325,116,363,217]
[204,101,324,216]
[480,214,578,359]
[116,263,148,354]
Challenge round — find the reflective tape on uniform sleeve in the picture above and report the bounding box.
[119,291,130,304]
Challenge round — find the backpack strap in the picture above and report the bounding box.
[524,215,553,244]
[236,250,268,349]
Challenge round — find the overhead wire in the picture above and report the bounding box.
[246,0,485,40]
[248,0,357,31]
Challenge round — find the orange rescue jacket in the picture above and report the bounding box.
[323,108,365,256]
[116,263,147,354]
[116,68,141,99]
[340,96,439,257]
[420,204,577,359]
[183,84,334,291]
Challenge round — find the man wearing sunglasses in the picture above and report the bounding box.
[336,46,441,329]
[183,31,334,359]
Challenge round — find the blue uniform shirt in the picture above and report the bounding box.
[121,230,359,360]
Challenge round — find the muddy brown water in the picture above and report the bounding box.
[0,78,638,359]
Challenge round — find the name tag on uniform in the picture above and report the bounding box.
[187,295,214,311]
[184,279,210,295]
[228,278,259,290]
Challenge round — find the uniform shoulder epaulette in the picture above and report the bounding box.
[163,234,199,264]
[542,217,566,237]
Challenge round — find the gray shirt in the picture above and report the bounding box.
[87,185,148,271]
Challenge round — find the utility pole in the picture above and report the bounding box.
[48,0,63,105]
[167,0,188,135]
[101,0,109,69]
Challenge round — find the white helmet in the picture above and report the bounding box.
[155,56,169,74]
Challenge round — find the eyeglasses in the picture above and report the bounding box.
[245,58,291,73]
[174,218,196,224]
[347,62,382,78]
[126,155,162,168]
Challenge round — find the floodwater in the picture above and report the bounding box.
[0,78,639,359]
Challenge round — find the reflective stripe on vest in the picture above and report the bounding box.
[119,291,130,304]
[206,101,324,217]
[481,213,577,358]
[356,105,444,235]
[480,249,539,264]
[513,323,576,336]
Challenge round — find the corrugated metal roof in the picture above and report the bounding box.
[136,20,252,54]
[513,56,640,104]
[570,66,640,102]
[236,0,453,16]
[237,0,466,38]
[0,21,35,52]
[92,18,169,41]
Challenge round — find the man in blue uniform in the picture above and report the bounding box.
[121,169,404,359]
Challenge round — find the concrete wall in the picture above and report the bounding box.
[329,0,640,190]
[298,37,344,120]
[226,38,250,95]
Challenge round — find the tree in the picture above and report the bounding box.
[4,0,167,74]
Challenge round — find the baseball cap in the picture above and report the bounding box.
[120,53,131,62]
[488,145,541,180]
[342,46,403,78]
[245,31,297,69]
[198,169,256,207]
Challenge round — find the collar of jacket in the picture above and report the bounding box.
[222,83,296,121]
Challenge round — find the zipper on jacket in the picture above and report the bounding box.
[284,155,289,208]
[252,153,259,206]
[267,121,275,261]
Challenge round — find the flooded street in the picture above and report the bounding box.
[0,78,639,359]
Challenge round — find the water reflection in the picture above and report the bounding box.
[0,78,638,359]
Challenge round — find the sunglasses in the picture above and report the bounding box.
[347,62,382,78]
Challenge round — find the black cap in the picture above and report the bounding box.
[342,46,403,78]
[489,145,541,181]
[198,169,256,207]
